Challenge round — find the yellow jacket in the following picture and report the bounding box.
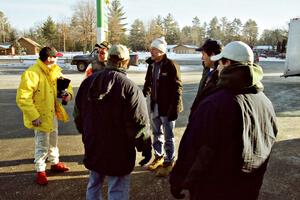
[16,59,73,132]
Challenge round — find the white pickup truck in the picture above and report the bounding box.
[283,18,300,77]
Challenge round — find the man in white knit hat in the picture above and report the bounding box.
[143,36,183,177]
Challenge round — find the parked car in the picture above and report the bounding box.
[71,49,139,72]
[259,53,268,58]
[254,51,259,63]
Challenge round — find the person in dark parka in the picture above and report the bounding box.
[190,39,223,117]
[74,44,152,200]
[170,41,278,200]
[143,36,183,177]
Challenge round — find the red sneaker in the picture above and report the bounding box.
[50,162,70,172]
[36,171,48,185]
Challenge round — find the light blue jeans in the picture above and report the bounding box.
[151,114,175,163]
[86,170,130,200]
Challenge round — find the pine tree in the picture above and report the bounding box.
[207,17,221,40]
[108,0,127,44]
[41,16,58,47]
[191,16,204,45]
[242,19,258,47]
[180,26,192,45]
[128,19,146,51]
[163,13,180,44]
[145,18,164,49]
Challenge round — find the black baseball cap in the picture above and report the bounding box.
[95,41,111,49]
[195,39,222,54]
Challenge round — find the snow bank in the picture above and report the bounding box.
[0,52,285,72]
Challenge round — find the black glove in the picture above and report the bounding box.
[170,184,185,199]
[139,148,152,166]
[168,112,178,121]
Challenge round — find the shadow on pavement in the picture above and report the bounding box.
[0,138,299,200]
[0,154,84,168]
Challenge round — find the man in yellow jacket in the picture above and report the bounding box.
[16,47,73,185]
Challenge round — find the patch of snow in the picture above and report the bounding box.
[259,57,285,62]
[0,52,286,73]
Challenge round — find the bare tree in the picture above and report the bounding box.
[0,11,12,43]
[57,17,70,52]
[71,0,96,52]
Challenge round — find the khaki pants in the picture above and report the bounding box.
[34,118,59,172]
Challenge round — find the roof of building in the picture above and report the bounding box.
[254,45,273,50]
[0,43,13,49]
[174,44,199,49]
[167,45,177,49]
[18,37,41,47]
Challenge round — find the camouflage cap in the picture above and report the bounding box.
[108,44,130,60]
[95,41,111,49]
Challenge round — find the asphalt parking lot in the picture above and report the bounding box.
[0,61,299,200]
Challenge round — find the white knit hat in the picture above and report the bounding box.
[151,36,167,53]
[211,41,254,64]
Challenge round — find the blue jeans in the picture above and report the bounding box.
[151,115,175,163]
[86,170,130,200]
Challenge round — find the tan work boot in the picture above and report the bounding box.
[147,156,164,171]
[155,161,174,177]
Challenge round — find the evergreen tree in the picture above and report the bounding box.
[163,13,180,44]
[229,18,243,41]
[180,26,192,44]
[219,17,228,44]
[108,0,127,44]
[128,19,146,51]
[242,19,258,47]
[191,16,204,45]
[207,17,221,40]
[145,18,164,49]
[9,28,18,43]
[41,16,58,46]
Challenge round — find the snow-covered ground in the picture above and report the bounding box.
[0,52,286,72]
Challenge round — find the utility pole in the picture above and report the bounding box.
[96,0,109,43]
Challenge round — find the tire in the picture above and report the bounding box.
[77,61,87,72]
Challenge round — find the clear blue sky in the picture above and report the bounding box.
[1,0,299,33]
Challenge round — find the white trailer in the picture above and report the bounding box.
[283,18,300,77]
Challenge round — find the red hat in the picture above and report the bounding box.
[50,48,63,57]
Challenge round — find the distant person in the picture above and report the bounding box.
[74,44,152,200]
[170,41,278,200]
[191,39,222,115]
[16,47,73,185]
[143,36,183,177]
[85,41,111,77]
